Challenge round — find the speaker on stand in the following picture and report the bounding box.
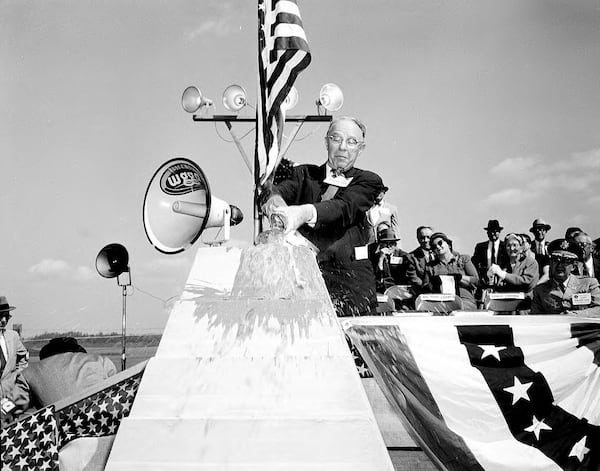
[96,243,131,371]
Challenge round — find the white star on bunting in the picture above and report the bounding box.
[503,376,533,405]
[569,436,590,462]
[479,344,506,360]
[524,416,552,440]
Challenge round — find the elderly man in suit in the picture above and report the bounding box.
[530,217,552,284]
[472,219,507,307]
[264,116,384,317]
[573,232,600,281]
[0,296,29,426]
[405,226,434,294]
[531,239,600,317]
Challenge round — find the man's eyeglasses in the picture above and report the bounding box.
[0,313,12,320]
[327,134,363,149]
[577,242,596,249]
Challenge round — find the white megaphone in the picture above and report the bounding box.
[282,86,299,111]
[222,84,247,112]
[142,158,243,254]
[317,83,344,112]
[182,86,214,114]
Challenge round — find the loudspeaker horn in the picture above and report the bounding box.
[143,158,243,254]
[222,84,247,112]
[318,83,344,112]
[282,86,299,111]
[182,86,214,113]
[96,243,129,278]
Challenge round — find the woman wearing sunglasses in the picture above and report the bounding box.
[424,232,479,310]
[487,233,539,312]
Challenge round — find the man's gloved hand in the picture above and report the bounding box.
[272,204,315,233]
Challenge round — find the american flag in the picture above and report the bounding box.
[255,0,311,188]
[345,316,600,471]
[1,371,142,471]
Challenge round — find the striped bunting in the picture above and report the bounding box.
[345,315,600,470]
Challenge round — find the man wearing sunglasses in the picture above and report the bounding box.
[263,116,384,317]
[531,239,600,317]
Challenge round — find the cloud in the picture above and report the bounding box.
[485,147,600,206]
[28,259,94,282]
[484,188,533,205]
[490,155,543,177]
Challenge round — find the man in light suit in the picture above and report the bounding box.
[264,116,384,317]
[0,296,29,426]
[23,337,117,408]
[531,239,600,317]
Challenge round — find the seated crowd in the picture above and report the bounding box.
[369,217,600,316]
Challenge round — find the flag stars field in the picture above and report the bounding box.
[503,376,533,405]
[524,416,552,441]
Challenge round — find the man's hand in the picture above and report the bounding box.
[488,263,506,279]
[272,204,315,233]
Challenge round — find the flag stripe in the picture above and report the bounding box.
[256,0,311,187]
[512,323,600,426]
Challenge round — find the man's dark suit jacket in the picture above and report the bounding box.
[472,240,508,286]
[574,254,600,282]
[406,247,432,292]
[274,164,383,265]
[274,163,383,316]
[531,240,550,277]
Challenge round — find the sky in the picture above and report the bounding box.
[2,0,599,336]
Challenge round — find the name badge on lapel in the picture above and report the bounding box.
[354,245,368,260]
[572,293,592,306]
[390,256,402,265]
[323,175,353,187]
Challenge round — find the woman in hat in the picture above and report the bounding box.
[488,233,539,313]
[424,232,479,310]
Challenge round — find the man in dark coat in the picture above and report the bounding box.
[472,219,507,305]
[265,116,384,317]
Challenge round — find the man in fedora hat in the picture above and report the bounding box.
[531,239,600,317]
[530,217,552,283]
[368,223,411,293]
[366,185,400,246]
[0,296,30,425]
[472,219,508,306]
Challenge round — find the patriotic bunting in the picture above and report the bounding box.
[345,315,600,471]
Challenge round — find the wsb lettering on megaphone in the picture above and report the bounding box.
[143,158,243,254]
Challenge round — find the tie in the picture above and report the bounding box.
[0,339,6,375]
[491,243,496,265]
[320,185,338,201]
[583,264,590,276]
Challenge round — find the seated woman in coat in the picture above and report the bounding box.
[424,232,480,310]
[487,233,539,312]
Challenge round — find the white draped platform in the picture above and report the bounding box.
[105,241,394,470]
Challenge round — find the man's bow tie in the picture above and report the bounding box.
[331,167,346,177]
